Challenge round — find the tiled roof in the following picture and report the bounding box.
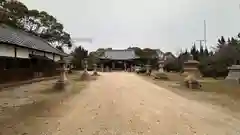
[0,25,66,56]
[164,52,176,58]
[155,49,164,58]
[99,50,139,60]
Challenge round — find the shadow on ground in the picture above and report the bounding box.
[0,72,89,135]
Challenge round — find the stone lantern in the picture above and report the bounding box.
[145,64,151,76]
[84,59,88,72]
[92,64,99,76]
[55,59,69,90]
[183,55,201,89]
[101,64,104,72]
[183,55,200,77]
[158,60,165,73]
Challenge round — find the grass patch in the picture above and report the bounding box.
[142,72,240,118]
[153,72,169,80]
[200,81,240,100]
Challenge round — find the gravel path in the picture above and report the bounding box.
[50,72,240,135]
[2,72,240,135]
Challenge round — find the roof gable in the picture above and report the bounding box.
[100,50,139,60]
[0,25,66,56]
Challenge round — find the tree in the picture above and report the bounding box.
[190,43,199,60]
[217,36,226,49]
[203,47,209,57]
[71,46,88,69]
[0,0,72,49]
[199,44,204,56]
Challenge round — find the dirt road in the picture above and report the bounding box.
[2,72,240,134]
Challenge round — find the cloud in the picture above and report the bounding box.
[20,0,240,53]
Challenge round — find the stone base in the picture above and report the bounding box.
[225,78,240,84]
[80,71,91,81]
[54,80,70,91]
[92,71,100,76]
[184,75,201,89]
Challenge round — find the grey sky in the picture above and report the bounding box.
[20,0,240,54]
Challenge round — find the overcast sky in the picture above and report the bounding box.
[20,0,240,54]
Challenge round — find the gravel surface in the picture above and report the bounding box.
[1,72,240,135]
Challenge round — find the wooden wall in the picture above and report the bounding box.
[0,43,61,61]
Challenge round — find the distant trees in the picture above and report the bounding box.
[0,0,72,50]
[167,33,240,78]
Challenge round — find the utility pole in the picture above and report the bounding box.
[204,20,207,47]
[195,20,207,48]
[196,40,205,47]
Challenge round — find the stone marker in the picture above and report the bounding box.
[55,59,69,90]
[101,64,104,72]
[226,65,240,84]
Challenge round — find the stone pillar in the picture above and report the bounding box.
[55,60,69,90]
[93,64,97,72]
[92,64,99,76]
[124,62,127,71]
[84,59,88,72]
[158,60,164,73]
[106,66,109,72]
[226,65,240,83]
[101,64,104,72]
[112,62,115,70]
[146,65,151,76]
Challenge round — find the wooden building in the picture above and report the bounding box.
[0,25,67,84]
[98,49,140,71]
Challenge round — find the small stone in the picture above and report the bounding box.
[78,128,84,132]
[84,104,88,108]
[129,119,132,123]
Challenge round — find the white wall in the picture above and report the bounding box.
[54,55,61,62]
[16,47,29,58]
[46,53,53,60]
[0,44,15,57]
[34,51,44,56]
